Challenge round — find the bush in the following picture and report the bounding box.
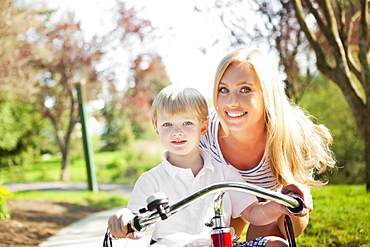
[0,185,13,219]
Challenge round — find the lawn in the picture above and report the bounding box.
[296,185,369,246]
[1,149,369,246]
[0,147,163,184]
[7,185,369,246]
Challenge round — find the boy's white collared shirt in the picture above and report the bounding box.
[128,150,257,247]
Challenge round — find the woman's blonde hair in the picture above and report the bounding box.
[151,84,208,127]
[213,48,335,186]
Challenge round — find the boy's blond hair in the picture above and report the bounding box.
[151,85,208,127]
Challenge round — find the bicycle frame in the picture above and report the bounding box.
[126,181,304,246]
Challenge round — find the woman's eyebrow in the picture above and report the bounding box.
[219,81,255,86]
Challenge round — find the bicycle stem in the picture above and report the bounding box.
[129,181,304,233]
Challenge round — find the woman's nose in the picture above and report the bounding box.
[226,93,239,107]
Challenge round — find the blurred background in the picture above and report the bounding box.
[0,0,368,187]
[1,1,369,245]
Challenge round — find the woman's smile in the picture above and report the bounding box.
[226,111,248,118]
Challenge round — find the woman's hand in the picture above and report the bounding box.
[281,184,313,217]
[107,208,136,239]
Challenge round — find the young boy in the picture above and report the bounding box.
[108,85,301,247]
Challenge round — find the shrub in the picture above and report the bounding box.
[0,185,13,219]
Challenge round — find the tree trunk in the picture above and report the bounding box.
[61,149,69,181]
[365,117,370,191]
[291,0,370,192]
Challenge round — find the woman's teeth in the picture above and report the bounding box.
[227,112,246,117]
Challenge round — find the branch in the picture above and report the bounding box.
[317,0,363,100]
[347,11,362,83]
[291,0,330,72]
[304,0,329,38]
[315,0,343,59]
[334,0,345,31]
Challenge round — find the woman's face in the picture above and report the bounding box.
[216,61,265,132]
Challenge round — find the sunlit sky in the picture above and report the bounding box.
[44,0,241,100]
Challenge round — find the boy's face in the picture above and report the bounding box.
[155,111,208,157]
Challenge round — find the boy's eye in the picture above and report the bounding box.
[240,87,251,93]
[183,121,193,126]
[163,123,172,127]
[218,87,229,93]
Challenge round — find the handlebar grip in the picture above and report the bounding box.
[127,223,135,234]
[287,196,304,214]
[127,215,143,233]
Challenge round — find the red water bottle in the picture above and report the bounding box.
[211,228,233,247]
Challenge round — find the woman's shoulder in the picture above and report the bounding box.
[208,107,219,122]
[209,157,244,182]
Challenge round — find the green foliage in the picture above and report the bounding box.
[0,99,46,168]
[95,144,163,184]
[300,76,365,184]
[100,106,135,152]
[0,185,13,219]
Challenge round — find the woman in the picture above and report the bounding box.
[200,47,335,240]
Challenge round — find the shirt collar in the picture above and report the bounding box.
[161,150,215,179]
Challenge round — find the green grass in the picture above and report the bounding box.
[1,148,370,246]
[0,148,163,184]
[3,185,370,246]
[296,185,370,246]
[10,185,366,246]
[237,185,370,246]
[9,190,129,211]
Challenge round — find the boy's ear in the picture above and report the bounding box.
[201,119,209,136]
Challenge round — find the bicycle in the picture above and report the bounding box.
[103,181,304,247]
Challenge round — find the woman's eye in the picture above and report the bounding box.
[240,87,251,93]
[183,121,193,126]
[218,87,229,93]
[163,123,172,127]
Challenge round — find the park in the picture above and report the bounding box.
[1,0,369,246]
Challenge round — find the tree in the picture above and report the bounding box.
[101,54,170,151]
[33,13,103,180]
[290,0,369,191]
[0,0,49,168]
[0,0,45,98]
[123,55,171,136]
[98,2,170,149]
[0,99,46,168]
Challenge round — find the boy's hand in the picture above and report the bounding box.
[108,208,135,238]
[281,184,312,217]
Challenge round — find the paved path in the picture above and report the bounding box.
[5,182,153,247]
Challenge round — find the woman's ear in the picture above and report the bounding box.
[201,119,209,136]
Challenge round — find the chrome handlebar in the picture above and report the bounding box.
[128,181,304,233]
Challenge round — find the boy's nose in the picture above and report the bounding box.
[172,126,183,136]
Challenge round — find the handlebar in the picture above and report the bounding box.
[128,181,304,233]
